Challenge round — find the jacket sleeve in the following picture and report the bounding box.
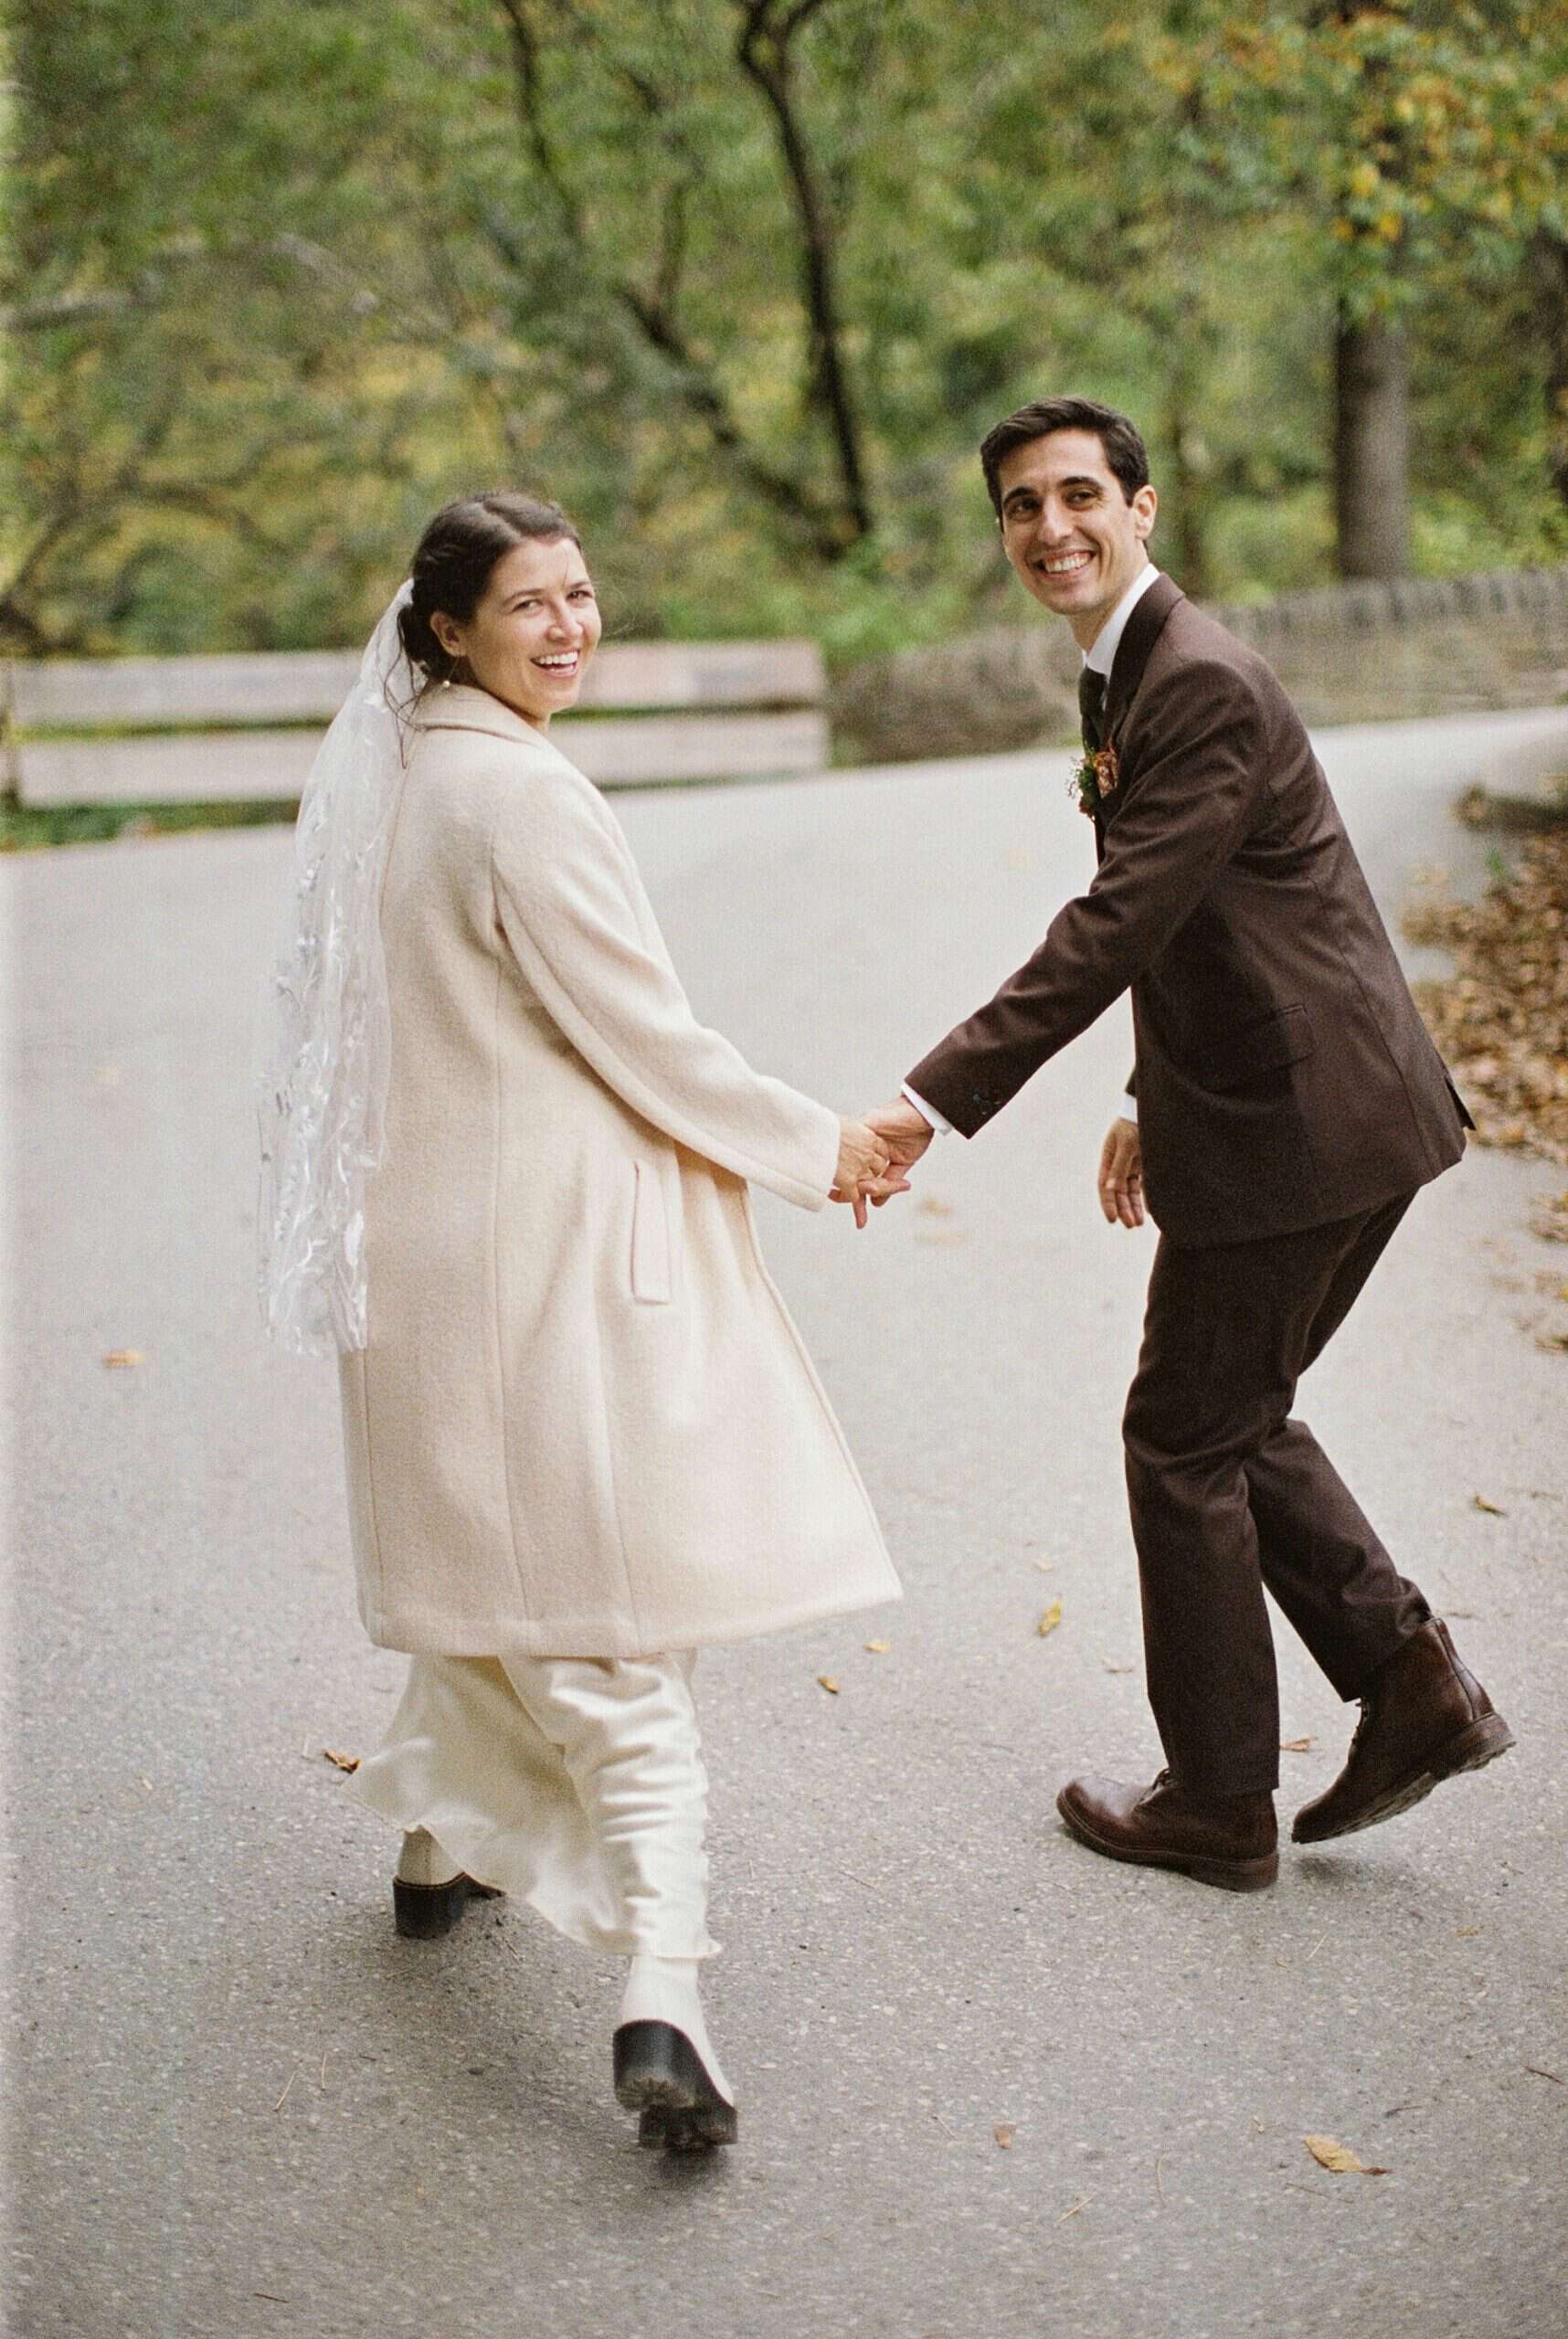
[907,661,1266,1135]
[491,757,841,1209]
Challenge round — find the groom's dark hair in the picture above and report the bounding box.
[980,398,1150,518]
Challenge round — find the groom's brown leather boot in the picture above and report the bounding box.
[1292,1617,1514,1844]
[1057,1771,1277,1891]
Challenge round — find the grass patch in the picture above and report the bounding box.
[1,798,299,852]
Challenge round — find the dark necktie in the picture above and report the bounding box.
[1078,666,1107,751]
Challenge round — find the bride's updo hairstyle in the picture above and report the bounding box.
[397,492,584,696]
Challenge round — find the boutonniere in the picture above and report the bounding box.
[1069,741,1119,818]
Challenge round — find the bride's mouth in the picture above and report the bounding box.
[533,652,582,676]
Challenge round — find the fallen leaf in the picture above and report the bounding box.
[1033,1559,1055,1572]
[994,2123,1016,2148]
[1101,1659,1134,1675]
[1036,1601,1063,1637]
[101,1349,145,1369]
[1279,1736,1315,1753]
[1303,2134,1388,2175]
[1455,1927,1480,1938]
[1472,1493,1508,1516]
[863,1639,890,1655]
[322,1748,359,1773]
[816,1675,840,1696]
[914,1195,954,1217]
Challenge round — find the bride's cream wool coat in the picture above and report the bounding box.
[338,685,898,1656]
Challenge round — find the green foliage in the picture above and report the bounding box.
[5,0,1565,659]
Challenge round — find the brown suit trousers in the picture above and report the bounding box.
[1124,1193,1429,1795]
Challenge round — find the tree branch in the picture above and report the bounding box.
[733,0,871,545]
[491,0,858,558]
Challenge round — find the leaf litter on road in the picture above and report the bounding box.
[1037,1601,1063,1637]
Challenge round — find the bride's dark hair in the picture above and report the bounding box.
[397,492,584,693]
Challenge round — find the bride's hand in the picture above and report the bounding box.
[832,1117,892,1229]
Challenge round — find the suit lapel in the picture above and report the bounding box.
[1101,573,1184,747]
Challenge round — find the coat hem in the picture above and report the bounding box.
[356,1572,902,1661]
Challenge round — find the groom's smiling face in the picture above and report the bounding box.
[995,430,1158,649]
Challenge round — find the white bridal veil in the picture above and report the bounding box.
[257,585,413,1357]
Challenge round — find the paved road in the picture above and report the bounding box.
[7,712,1566,2339]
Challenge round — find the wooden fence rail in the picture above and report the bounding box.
[4,639,830,806]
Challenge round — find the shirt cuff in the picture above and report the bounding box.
[1118,1093,1138,1125]
[901,1083,951,1137]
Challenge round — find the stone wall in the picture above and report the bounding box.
[830,563,1568,764]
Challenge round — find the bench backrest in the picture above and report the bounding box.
[4,639,829,806]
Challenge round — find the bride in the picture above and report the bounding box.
[259,492,901,2153]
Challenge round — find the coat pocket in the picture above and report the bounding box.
[630,1159,673,1305]
[1203,1001,1314,1092]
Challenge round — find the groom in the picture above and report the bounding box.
[868,396,1513,1890]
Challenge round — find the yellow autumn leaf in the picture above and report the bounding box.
[102,1349,145,1369]
[863,1639,890,1655]
[1304,2134,1388,2175]
[1037,1601,1063,1637]
[1280,1736,1315,1753]
[322,1748,360,1773]
[817,1675,841,1696]
[1472,1493,1507,1516]
[994,2123,1017,2148]
[1348,160,1381,198]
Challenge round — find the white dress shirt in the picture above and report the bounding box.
[902,563,1161,1137]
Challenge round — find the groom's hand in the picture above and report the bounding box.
[832,1116,892,1229]
[863,1097,932,1208]
[1097,1116,1145,1228]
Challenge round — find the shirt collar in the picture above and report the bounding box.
[1082,562,1162,678]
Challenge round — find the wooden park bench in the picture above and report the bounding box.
[2,638,830,806]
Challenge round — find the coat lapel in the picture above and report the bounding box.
[1101,572,1184,747]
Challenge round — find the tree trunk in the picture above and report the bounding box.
[1530,227,1568,513]
[1334,309,1410,579]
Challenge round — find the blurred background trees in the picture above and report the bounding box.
[5,0,1565,659]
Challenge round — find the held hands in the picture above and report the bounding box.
[1098,1115,1145,1229]
[832,1117,894,1230]
[829,1097,930,1229]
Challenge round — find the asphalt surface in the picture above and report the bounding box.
[6,709,1566,2339]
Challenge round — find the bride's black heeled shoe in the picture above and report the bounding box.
[392,1871,503,1940]
[612,2020,737,2152]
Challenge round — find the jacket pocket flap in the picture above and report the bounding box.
[1206,1002,1314,1087]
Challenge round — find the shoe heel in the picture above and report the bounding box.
[613,2020,694,2113]
[1185,1850,1278,1893]
[1449,1712,1516,1775]
[394,1874,471,1939]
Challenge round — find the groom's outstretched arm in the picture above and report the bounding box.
[906,661,1264,1137]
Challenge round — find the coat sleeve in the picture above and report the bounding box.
[907,660,1266,1135]
[491,758,841,1210]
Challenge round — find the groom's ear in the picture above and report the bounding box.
[1132,484,1158,541]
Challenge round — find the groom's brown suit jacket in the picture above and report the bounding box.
[907,574,1468,1247]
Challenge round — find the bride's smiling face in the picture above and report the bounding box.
[432,536,602,729]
